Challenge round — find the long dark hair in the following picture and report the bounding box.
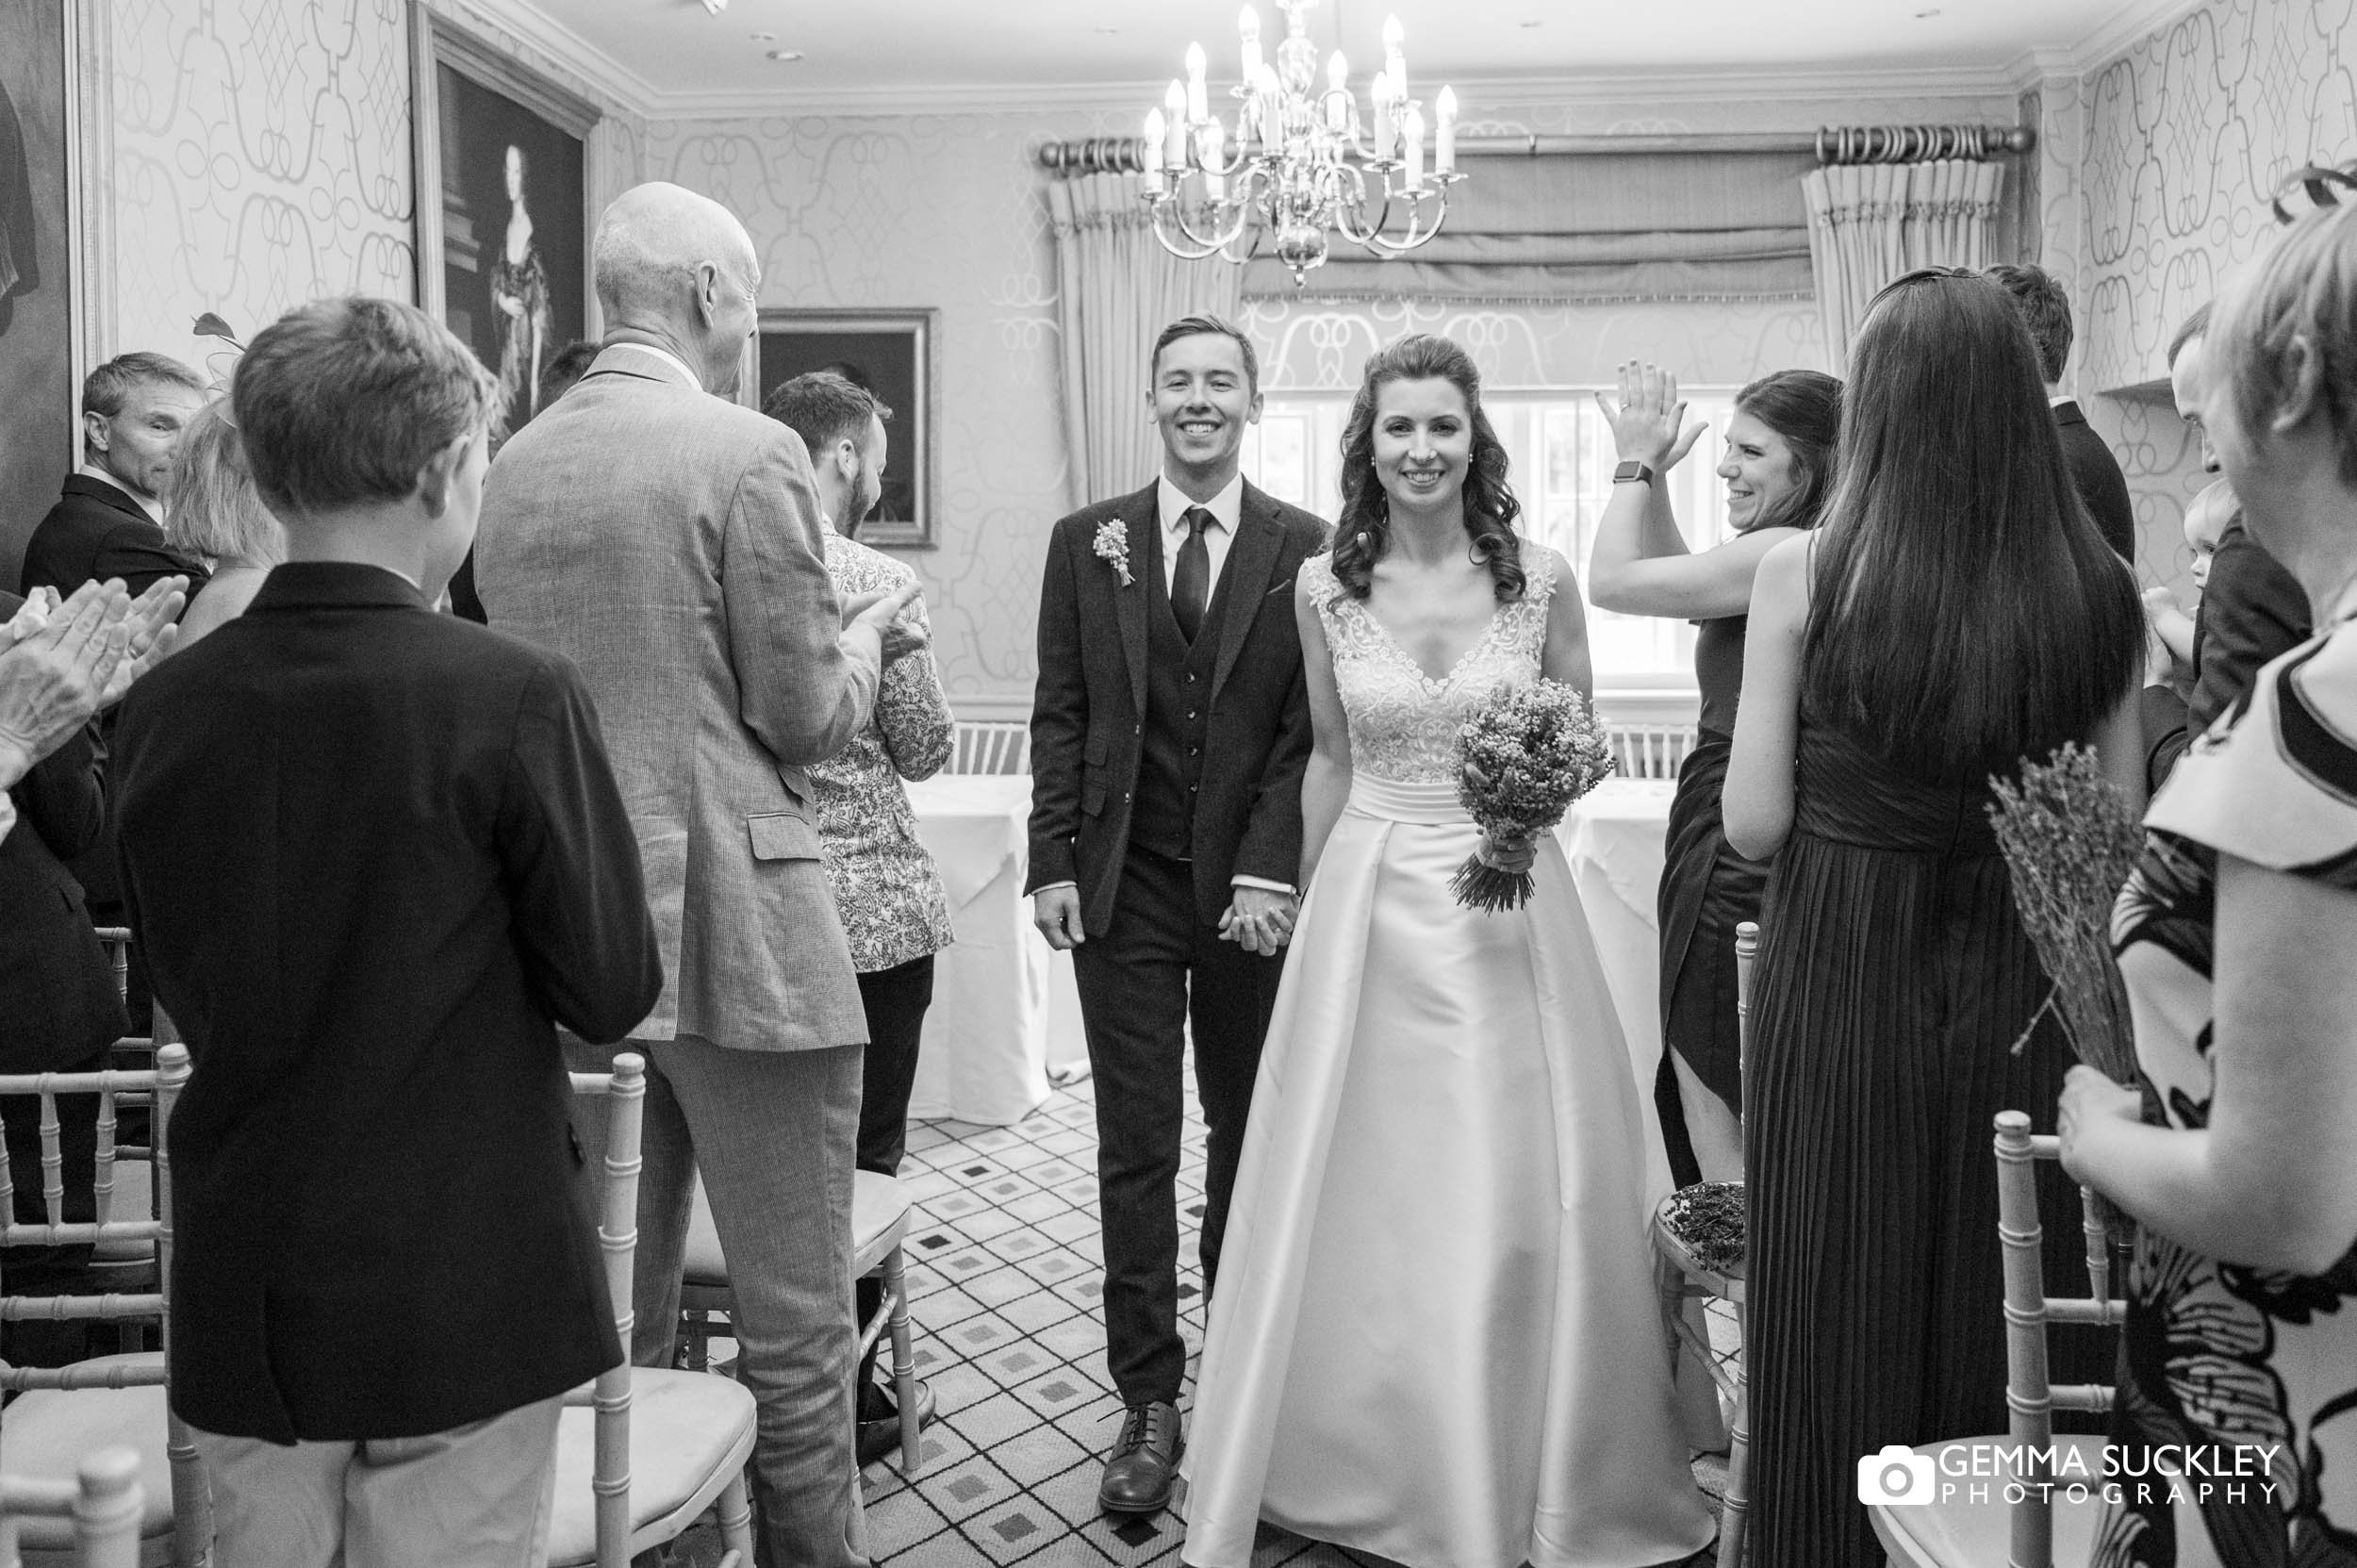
[1329,335,1525,602]
[1802,271,2141,782]
[1734,369,1842,532]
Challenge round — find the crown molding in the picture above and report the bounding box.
[646,64,2022,124]
[444,0,664,117]
[2003,0,2213,87]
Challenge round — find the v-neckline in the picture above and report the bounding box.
[1357,599,1504,689]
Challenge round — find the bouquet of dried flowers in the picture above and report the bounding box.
[1449,679,1614,914]
[1988,743,2145,1240]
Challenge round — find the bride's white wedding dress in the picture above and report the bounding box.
[1180,546,1714,1568]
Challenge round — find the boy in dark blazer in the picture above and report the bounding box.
[1027,316,1327,1516]
[113,297,661,1567]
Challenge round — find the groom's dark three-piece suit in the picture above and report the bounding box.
[1028,477,1326,1410]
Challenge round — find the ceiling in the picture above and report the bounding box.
[486,0,2196,113]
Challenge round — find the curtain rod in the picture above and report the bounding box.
[1037,124,2036,174]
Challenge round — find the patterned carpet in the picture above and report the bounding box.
[683,1067,1730,1568]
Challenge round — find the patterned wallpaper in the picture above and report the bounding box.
[2052,0,2354,594]
[97,0,640,371]
[104,0,414,366]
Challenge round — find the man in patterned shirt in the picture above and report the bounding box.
[765,371,954,1464]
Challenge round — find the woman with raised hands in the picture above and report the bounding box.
[1588,362,1840,1186]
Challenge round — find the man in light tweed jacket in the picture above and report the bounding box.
[474,182,918,1568]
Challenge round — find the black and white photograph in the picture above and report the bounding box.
[10,3,2357,1567]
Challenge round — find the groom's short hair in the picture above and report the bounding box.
[1150,315,1260,396]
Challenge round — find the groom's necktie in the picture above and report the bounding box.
[1173,507,1213,644]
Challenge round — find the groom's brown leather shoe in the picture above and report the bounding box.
[1098,1400,1183,1516]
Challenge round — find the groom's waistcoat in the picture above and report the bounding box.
[1129,536,1231,864]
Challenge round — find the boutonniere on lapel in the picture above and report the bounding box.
[1093,520,1135,587]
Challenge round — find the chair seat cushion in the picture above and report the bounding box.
[683,1171,913,1290]
[1871,1434,2108,1567]
[543,1369,757,1566]
[5,1352,173,1552]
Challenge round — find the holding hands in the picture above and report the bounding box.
[1219,885,1299,956]
[1595,361,1708,470]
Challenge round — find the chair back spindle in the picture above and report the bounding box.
[570,1054,646,1568]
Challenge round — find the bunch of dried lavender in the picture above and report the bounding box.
[1989,744,2148,1246]
[1986,743,2144,1084]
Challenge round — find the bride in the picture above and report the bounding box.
[1181,335,1714,1568]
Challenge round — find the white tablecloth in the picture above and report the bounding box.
[1559,778,1677,1095]
[901,773,1673,1127]
[903,774,1087,1126]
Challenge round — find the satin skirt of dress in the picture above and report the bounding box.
[1180,775,1715,1568]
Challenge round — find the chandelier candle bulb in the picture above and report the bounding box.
[1163,79,1189,166]
[1240,6,1261,83]
[1435,85,1457,173]
[1204,121,1228,198]
[1186,41,1210,124]
[1402,101,1425,189]
[1326,51,1349,131]
[1143,109,1168,192]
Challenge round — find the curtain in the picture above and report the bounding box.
[1048,173,1243,511]
[1803,158,2006,367]
[1239,149,1819,304]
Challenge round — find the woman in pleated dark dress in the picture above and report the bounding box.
[1589,363,1841,1186]
[1723,270,2146,1567]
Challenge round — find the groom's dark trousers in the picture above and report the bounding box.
[1028,480,1326,1408]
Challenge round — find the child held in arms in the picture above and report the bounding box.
[111,296,661,1566]
[2144,480,2237,698]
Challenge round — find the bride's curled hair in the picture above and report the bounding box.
[1329,335,1525,602]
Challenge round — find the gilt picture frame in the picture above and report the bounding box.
[755,308,940,550]
[409,3,599,442]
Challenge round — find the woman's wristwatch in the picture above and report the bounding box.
[1612,460,1656,487]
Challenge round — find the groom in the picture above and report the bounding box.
[1028,315,1327,1517]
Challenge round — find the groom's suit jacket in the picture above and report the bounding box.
[1027,480,1327,938]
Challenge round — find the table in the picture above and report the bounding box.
[903,774,1086,1125]
[1560,778,1677,1097]
[901,773,1675,1128]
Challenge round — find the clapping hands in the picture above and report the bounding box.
[0,576,187,791]
[1594,361,1707,470]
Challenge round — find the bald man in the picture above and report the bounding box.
[475,182,919,1568]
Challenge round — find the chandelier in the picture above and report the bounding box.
[1138,0,1462,284]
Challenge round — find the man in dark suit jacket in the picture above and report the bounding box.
[1028,316,1327,1517]
[20,352,213,602]
[113,297,661,1565]
[1986,264,2137,560]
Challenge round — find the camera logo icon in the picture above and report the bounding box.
[1857,1444,1937,1506]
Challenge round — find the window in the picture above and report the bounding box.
[1241,389,1740,685]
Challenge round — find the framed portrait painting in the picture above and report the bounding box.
[0,0,82,588]
[409,5,597,441]
[755,309,939,550]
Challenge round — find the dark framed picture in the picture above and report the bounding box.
[756,309,939,550]
[0,0,83,587]
[409,4,598,442]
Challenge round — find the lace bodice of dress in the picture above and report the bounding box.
[1305,542,1557,784]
